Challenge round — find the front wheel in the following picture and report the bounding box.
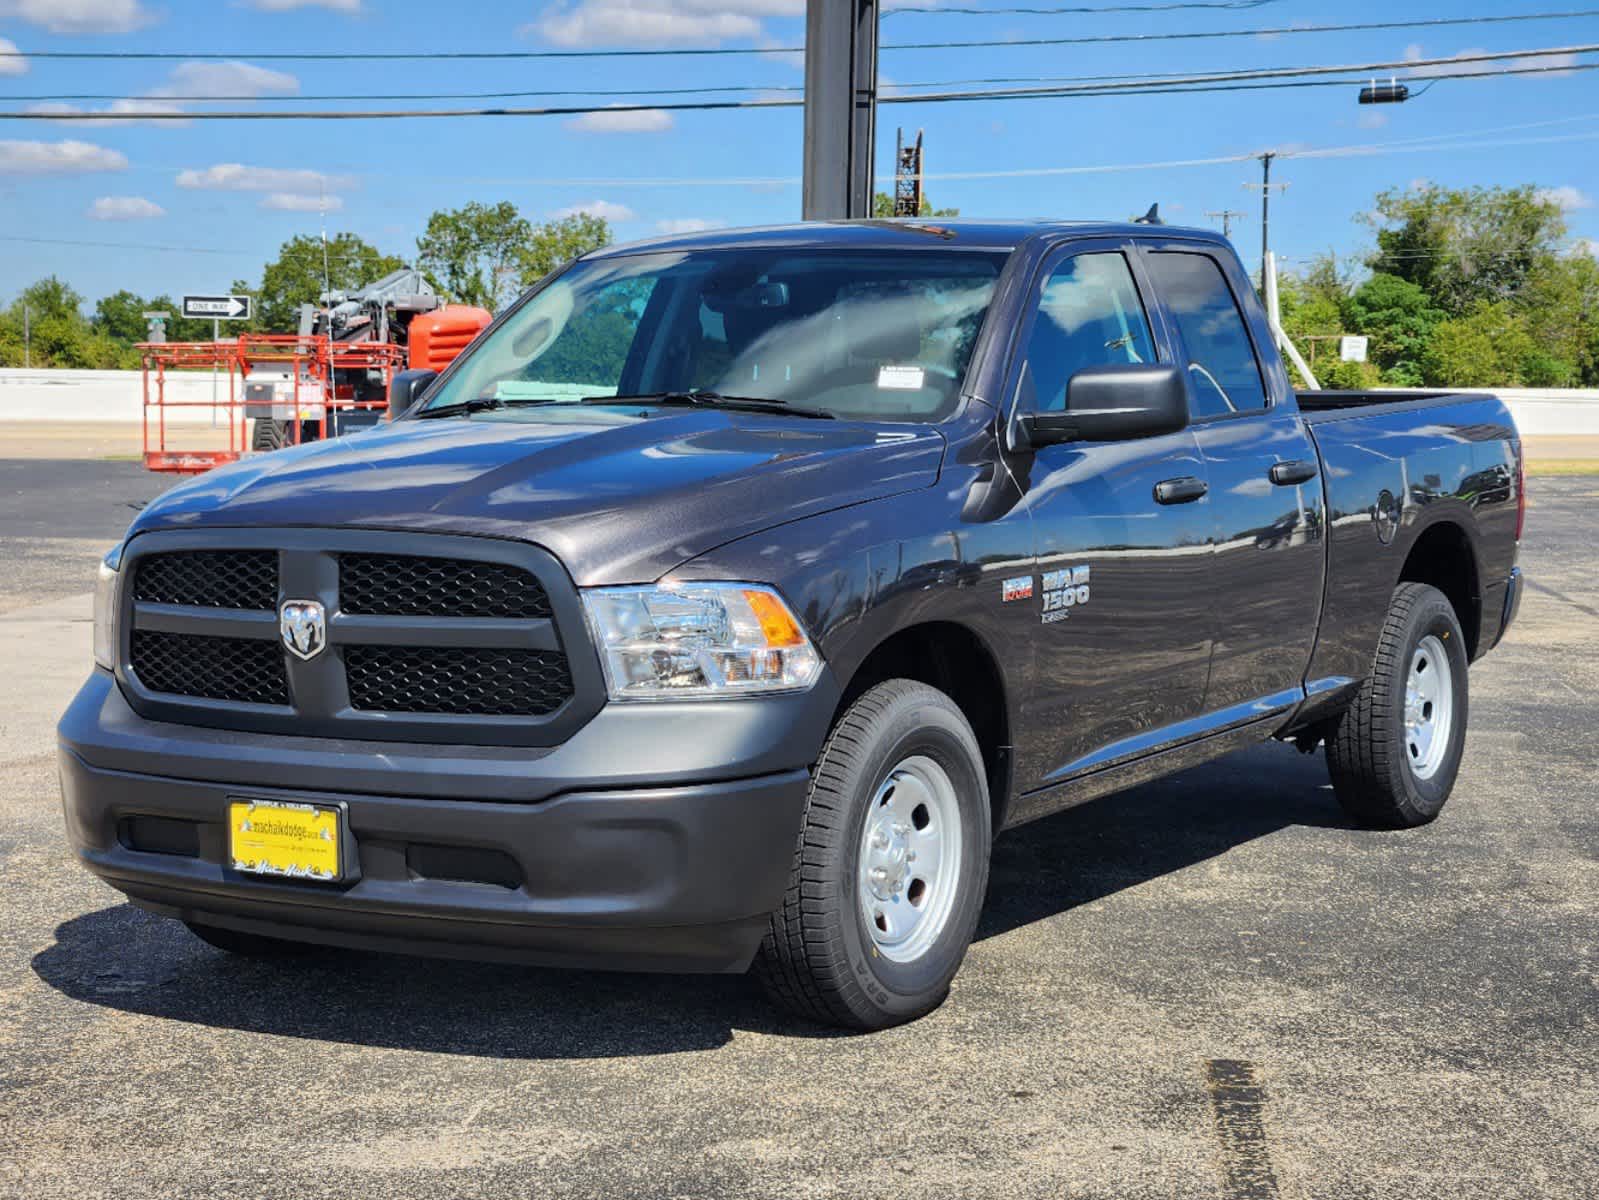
[1325,582,1470,828]
[755,679,992,1030]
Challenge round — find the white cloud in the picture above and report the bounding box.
[245,0,360,10]
[0,0,154,34]
[261,192,344,212]
[1537,185,1593,212]
[655,217,724,234]
[0,138,127,175]
[552,199,636,222]
[0,37,27,76]
[1402,44,1580,81]
[88,194,164,220]
[176,163,355,195]
[1357,110,1388,130]
[24,97,190,126]
[20,61,299,127]
[530,0,800,48]
[155,61,300,98]
[565,105,674,133]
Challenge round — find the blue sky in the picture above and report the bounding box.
[2,0,1597,308]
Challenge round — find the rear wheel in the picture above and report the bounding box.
[755,679,992,1030]
[1325,582,1470,828]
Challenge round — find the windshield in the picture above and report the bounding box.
[417,247,1009,422]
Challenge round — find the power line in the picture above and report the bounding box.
[5,45,1590,120]
[1,9,1595,61]
[882,0,1282,13]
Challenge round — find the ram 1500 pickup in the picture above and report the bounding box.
[59,220,1524,1030]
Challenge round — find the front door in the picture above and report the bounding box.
[1009,242,1216,791]
[1138,245,1326,715]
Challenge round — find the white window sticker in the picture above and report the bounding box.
[877,365,926,391]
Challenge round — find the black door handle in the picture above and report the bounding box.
[1154,476,1208,505]
[1269,459,1318,486]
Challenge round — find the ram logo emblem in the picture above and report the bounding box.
[1041,566,1091,624]
[279,599,327,661]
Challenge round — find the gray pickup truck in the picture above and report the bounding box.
[60,220,1524,1030]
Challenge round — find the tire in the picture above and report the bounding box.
[250,418,289,453]
[1325,582,1470,828]
[184,921,315,958]
[755,679,992,1030]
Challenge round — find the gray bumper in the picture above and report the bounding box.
[58,671,835,973]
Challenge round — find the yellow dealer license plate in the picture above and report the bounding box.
[228,799,342,882]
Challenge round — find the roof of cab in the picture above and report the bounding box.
[584,218,1230,258]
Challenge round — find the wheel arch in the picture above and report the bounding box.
[1397,517,1483,660]
[833,620,1015,833]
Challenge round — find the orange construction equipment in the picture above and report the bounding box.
[408,304,493,372]
[139,334,407,474]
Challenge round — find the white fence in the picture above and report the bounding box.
[2,369,1598,435]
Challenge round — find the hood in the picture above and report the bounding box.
[128,409,945,584]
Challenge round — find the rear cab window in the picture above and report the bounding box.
[1142,251,1268,419]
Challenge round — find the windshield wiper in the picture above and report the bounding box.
[414,396,570,420]
[580,390,835,420]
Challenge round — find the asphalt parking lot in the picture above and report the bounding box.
[1,446,1595,1200]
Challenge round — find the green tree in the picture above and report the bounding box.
[250,234,404,333]
[1363,184,1567,315]
[516,213,613,285]
[416,201,532,310]
[873,191,960,218]
[1421,302,1537,387]
[93,289,153,343]
[1342,272,1445,384]
[1,277,132,368]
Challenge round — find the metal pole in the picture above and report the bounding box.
[211,316,220,427]
[1259,152,1274,291]
[802,0,879,220]
[22,303,29,369]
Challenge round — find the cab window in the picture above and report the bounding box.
[1024,252,1155,412]
[1143,251,1268,418]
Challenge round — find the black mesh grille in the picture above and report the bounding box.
[339,554,551,619]
[344,646,572,716]
[133,551,278,611]
[130,630,290,706]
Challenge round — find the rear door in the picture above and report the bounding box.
[1137,243,1326,716]
[1010,240,1216,788]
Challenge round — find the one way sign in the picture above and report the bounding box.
[182,294,252,321]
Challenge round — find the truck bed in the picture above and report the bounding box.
[1295,389,1465,418]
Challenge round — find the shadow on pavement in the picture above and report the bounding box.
[33,743,1347,1058]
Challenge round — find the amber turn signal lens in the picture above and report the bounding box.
[743,588,805,647]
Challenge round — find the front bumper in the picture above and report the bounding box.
[58,670,834,973]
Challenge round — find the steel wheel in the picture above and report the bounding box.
[1404,634,1454,780]
[857,754,964,964]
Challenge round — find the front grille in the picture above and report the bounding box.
[120,534,595,746]
[345,645,572,716]
[133,550,278,611]
[130,630,290,706]
[339,553,551,619]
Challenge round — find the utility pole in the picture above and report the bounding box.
[802,0,880,220]
[1242,151,1289,290]
[21,302,28,369]
[1206,209,1246,239]
[893,127,924,217]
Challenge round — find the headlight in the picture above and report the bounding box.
[583,583,822,701]
[93,544,122,671]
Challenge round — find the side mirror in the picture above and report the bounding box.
[387,368,439,419]
[1014,363,1188,449]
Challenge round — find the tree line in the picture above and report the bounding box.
[1279,183,1598,389]
[3,184,1595,391]
[0,203,613,369]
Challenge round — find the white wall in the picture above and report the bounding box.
[0,368,231,424]
[3,370,1598,435]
